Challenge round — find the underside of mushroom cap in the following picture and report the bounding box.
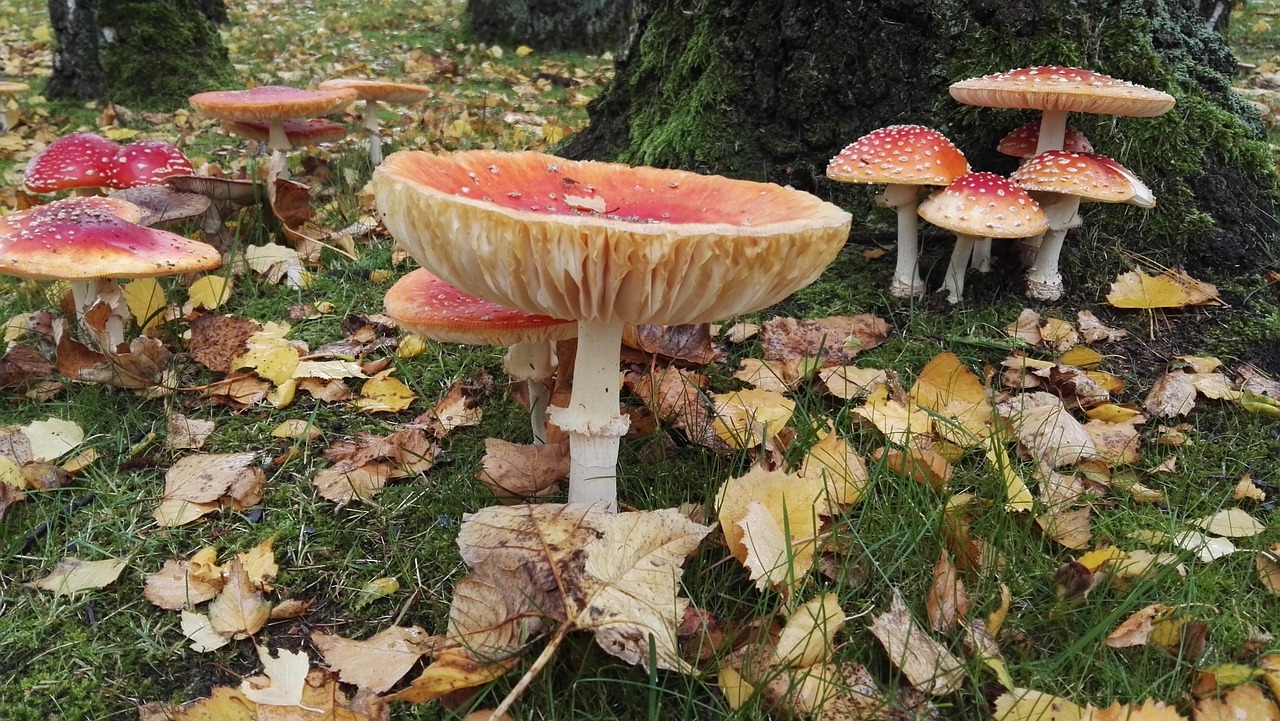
[369,150,852,325]
[384,268,577,346]
[0,196,221,280]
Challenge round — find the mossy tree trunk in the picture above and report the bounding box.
[563,0,1278,280]
[465,0,632,52]
[45,0,236,111]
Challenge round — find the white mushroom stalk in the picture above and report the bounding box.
[370,150,851,512]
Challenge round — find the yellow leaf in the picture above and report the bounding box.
[186,276,232,311]
[1105,269,1220,309]
[121,277,167,332]
[354,369,417,413]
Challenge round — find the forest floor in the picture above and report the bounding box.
[1,1,1279,720]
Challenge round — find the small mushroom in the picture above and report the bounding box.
[384,268,577,443]
[827,125,969,298]
[0,196,222,348]
[917,172,1049,303]
[23,132,121,196]
[1010,150,1154,301]
[318,79,431,165]
[370,150,851,510]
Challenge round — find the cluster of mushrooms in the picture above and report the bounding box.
[828,65,1174,303]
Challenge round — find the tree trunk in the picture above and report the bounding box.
[563,0,1279,278]
[45,0,236,111]
[46,0,104,101]
[465,0,632,52]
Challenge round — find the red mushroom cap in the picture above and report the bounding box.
[109,140,195,189]
[0,196,222,281]
[917,171,1049,238]
[827,124,969,186]
[221,118,349,146]
[950,66,1175,117]
[23,132,121,193]
[1009,150,1155,207]
[384,268,577,346]
[997,121,1094,158]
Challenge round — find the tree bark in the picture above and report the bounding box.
[46,0,104,101]
[465,0,632,52]
[45,0,236,110]
[563,0,1279,277]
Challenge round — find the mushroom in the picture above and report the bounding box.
[188,86,358,157]
[220,119,349,148]
[384,268,577,443]
[0,196,222,349]
[1010,150,1155,301]
[950,66,1175,156]
[826,125,969,298]
[0,80,29,132]
[318,79,431,165]
[369,150,851,510]
[109,139,195,189]
[23,132,121,196]
[917,171,1049,303]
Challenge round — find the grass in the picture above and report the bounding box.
[1,1,1280,720]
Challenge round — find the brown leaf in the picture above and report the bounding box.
[867,592,965,695]
[475,438,568,502]
[926,550,969,634]
[760,314,891,367]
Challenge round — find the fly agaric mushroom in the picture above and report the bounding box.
[1010,150,1154,301]
[24,132,121,196]
[950,66,1175,156]
[384,268,577,443]
[318,79,431,165]
[0,196,221,349]
[220,119,349,148]
[917,171,1049,303]
[369,150,851,511]
[0,80,29,132]
[189,86,357,154]
[108,140,195,189]
[827,125,969,298]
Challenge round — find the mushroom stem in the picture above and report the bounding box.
[547,318,629,511]
[1035,110,1070,155]
[364,100,384,165]
[942,234,980,304]
[1026,195,1083,301]
[878,184,925,298]
[503,340,556,444]
[970,238,992,272]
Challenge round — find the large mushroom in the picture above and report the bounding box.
[917,172,1049,304]
[369,150,851,510]
[1010,150,1155,301]
[384,268,577,443]
[0,196,222,348]
[318,79,431,165]
[826,125,969,298]
[950,66,1175,156]
[24,132,121,196]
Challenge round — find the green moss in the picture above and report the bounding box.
[99,0,236,111]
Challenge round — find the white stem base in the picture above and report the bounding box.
[942,235,978,304]
[547,319,629,512]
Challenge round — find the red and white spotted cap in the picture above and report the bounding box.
[950,66,1175,117]
[827,124,969,186]
[23,132,121,193]
[997,120,1093,158]
[918,171,1049,238]
[1010,150,1155,207]
[384,268,577,346]
[109,140,195,189]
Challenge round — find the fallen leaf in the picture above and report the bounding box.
[27,556,127,597]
